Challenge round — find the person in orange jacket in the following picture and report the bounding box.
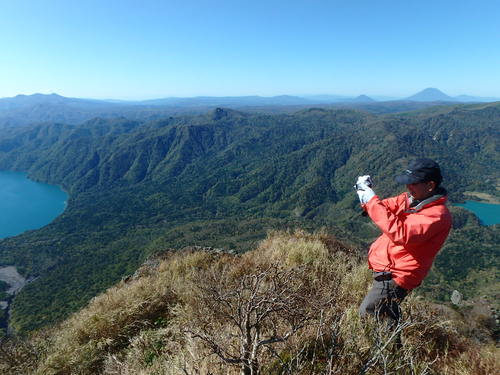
[356,158,452,322]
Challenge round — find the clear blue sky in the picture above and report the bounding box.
[1,0,499,99]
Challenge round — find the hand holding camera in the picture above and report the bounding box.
[355,175,373,190]
[355,175,375,204]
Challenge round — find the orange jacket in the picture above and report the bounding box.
[364,192,452,290]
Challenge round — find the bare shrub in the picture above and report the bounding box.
[184,261,325,374]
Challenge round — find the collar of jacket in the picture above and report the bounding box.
[405,192,447,213]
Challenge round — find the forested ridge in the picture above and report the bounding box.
[0,102,498,333]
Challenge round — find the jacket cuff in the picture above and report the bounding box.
[363,195,379,215]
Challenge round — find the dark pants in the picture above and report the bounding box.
[359,275,408,323]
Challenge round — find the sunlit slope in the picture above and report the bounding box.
[1,231,497,374]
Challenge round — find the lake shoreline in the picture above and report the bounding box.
[463,191,500,204]
[455,200,500,226]
[0,170,68,239]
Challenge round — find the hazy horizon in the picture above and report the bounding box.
[1,1,499,100]
[2,89,498,103]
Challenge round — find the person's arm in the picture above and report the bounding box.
[355,176,406,214]
[365,196,444,246]
[379,193,408,214]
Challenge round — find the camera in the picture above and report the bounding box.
[354,176,373,190]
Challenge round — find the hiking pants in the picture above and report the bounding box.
[359,275,408,322]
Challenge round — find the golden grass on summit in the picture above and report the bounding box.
[0,230,497,375]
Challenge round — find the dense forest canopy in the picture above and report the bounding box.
[0,101,498,333]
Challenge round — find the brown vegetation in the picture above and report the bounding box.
[0,230,498,374]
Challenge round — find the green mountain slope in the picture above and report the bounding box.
[0,103,498,332]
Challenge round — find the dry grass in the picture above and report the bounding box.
[1,230,497,375]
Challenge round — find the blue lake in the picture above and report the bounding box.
[0,171,68,239]
[455,200,500,226]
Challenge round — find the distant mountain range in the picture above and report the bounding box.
[136,95,312,107]
[130,88,495,106]
[0,89,498,128]
[1,88,498,108]
[0,93,109,111]
[405,87,500,102]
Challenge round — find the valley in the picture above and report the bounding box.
[0,101,497,334]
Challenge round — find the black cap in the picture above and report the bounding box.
[395,158,443,185]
